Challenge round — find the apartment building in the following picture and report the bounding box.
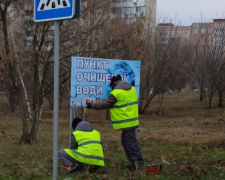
[7,0,157,51]
[156,19,225,50]
[191,22,214,48]
[6,0,54,53]
[111,0,157,32]
[156,23,191,45]
[213,19,225,51]
[191,19,225,52]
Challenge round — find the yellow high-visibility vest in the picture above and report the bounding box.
[109,86,139,129]
[65,130,104,166]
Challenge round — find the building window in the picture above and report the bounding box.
[201,28,205,33]
[123,7,130,14]
[47,42,52,50]
[26,30,32,37]
[16,21,21,27]
[16,42,21,48]
[26,40,32,47]
[9,12,13,17]
[47,32,53,38]
[25,20,32,28]
[112,7,122,15]
[130,7,136,14]
[194,29,198,34]
[16,11,20,16]
[136,6,144,13]
[25,10,32,17]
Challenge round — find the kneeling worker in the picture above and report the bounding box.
[58,117,104,174]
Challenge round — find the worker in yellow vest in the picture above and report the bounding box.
[86,75,144,171]
[58,117,104,174]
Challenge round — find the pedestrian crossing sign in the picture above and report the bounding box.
[34,0,75,22]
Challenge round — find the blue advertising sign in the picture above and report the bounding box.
[34,0,75,22]
[71,57,141,107]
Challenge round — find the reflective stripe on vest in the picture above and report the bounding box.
[109,86,139,129]
[64,130,104,166]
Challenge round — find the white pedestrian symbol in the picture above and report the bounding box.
[37,0,71,11]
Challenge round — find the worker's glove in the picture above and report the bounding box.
[86,103,92,109]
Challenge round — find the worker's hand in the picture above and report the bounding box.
[86,103,92,109]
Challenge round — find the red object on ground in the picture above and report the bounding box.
[145,165,161,175]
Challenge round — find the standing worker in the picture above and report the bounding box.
[58,117,104,174]
[86,74,144,171]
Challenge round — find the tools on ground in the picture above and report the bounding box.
[145,163,162,175]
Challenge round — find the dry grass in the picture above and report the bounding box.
[138,115,225,144]
[138,91,225,145]
[1,91,225,179]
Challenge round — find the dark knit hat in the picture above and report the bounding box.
[110,74,122,87]
[72,117,82,130]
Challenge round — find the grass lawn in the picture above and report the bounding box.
[0,91,225,180]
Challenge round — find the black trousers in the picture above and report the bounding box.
[58,149,83,168]
[121,128,144,166]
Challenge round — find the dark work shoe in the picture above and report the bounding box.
[66,165,83,174]
[125,164,136,171]
[134,161,144,171]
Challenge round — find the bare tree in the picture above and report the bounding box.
[0,0,21,112]
[186,23,225,109]
[1,0,148,143]
[138,25,188,114]
[0,0,55,143]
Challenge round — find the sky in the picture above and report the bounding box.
[156,0,225,26]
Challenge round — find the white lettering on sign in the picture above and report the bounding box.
[76,85,103,97]
[82,73,114,84]
[77,58,108,70]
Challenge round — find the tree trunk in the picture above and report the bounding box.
[33,88,36,111]
[19,96,42,144]
[9,90,16,112]
[208,93,213,109]
[10,20,33,121]
[20,132,32,145]
[39,97,45,121]
[19,94,32,144]
[200,89,204,102]
[47,94,53,110]
[218,90,223,108]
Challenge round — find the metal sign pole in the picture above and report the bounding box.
[53,21,60,180]
[34,1,81,179]
[69,106,73,147]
